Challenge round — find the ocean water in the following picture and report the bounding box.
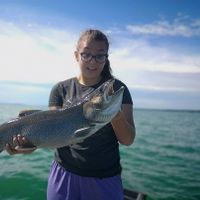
[0,104,200,200]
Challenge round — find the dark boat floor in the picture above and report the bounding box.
[124,188,146,200]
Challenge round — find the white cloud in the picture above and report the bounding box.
[110,39,200,73]
[126,16,200,37]
[0,20,79,83]
[0,19,200,96]
[0,81,51,105]
[109,37,200,93]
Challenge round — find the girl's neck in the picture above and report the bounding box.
[77,75,102,86]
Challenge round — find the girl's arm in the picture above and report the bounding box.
[111,104,136,146]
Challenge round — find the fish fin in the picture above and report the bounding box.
[74,127,92,137]
[67,127,93,151]
[70,148,86,162]
[18,109,42,117]
[69,143,88,150]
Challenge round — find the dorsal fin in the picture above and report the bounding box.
[18,109,42,117]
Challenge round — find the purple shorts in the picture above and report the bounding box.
[47,161,124,200]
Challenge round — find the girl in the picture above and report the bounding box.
[6,29,136,200]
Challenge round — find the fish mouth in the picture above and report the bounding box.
[103,79,115,97]
[94,79,115,100]
[83,79,124,123]
[97,78,124,107]
[87,79,115,106]
[101,85,124,111]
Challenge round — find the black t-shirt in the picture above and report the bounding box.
[48,77,133,178]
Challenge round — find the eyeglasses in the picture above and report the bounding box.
[80,52,108,64]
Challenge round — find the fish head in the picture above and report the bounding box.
[83,79,124,125]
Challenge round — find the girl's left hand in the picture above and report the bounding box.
[5,134,36,155]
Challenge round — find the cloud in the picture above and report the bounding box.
[126,15,200,37]
[110,39,200,74]
[0,81,52,105]
[111,41,200,73]
[0,17,200,101]
[0,20,79,83]
[109,37,200,94]
[131,87,200,110]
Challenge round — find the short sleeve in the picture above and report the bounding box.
[113,79,133,105]
[48,83,63,107]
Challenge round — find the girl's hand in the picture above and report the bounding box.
[5,134,36,155]
[111,105,136,146]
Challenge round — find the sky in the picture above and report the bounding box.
[0,0,200,110]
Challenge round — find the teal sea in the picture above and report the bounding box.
[0,104,200,200]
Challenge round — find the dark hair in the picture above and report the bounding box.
[77,29,113,79]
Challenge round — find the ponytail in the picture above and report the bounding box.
[101,59,113,79]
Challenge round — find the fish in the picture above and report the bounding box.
[0,79,124,153]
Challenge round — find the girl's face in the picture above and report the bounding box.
[75,39,108,82]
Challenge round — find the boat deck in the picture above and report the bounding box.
[124,188,146,200]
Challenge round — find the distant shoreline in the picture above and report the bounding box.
[135,107,200,113]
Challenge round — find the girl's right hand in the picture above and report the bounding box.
[5,134,37,155]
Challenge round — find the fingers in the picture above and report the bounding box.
[5,143,17,155]
[14,146,37,154]
[13,134,35,147]
[5,134,36,155]
[13,134,24,147]
[6,143,36,155]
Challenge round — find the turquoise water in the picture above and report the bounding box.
[0,104,200,200]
